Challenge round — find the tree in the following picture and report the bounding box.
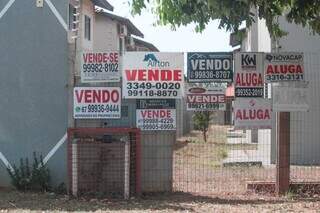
[131,0,320,38]
[193,111,211,142]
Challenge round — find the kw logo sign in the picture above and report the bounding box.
[144,53,170,68]
[241,54,256,70]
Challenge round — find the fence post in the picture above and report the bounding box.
[276,112,290,195]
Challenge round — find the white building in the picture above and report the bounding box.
[231,10,320,165]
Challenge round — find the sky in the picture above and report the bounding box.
[107,0,233,52]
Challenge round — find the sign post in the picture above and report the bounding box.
[276,112,290,195]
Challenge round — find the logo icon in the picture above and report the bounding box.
[143,53,169,67]
[265,54,273,62]
[241,54,256,67]
[249,99,256,107]
[143,53,159,63]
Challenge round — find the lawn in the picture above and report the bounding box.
[1,190,320,212]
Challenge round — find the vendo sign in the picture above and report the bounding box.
[74,87,121,119]
[234,98,272,129]
[234,52,264,98]
[186,87,226,111]
[136,99,176,131]
[122,52,184,99]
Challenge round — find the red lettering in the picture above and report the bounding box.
[126,70,137,81]
[75,90,84,103]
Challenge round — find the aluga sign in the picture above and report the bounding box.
[74,87,121,119]
[81,52,120,82]
[234,98,272,129]
[186,87,226,111]
[122,52,184,99]
[136,99,176,131]
[234,52,264,98]
[264,52,304,82]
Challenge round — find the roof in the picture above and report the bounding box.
[133,38,159,51]
[96,11,144,38]
[91,0,113,11]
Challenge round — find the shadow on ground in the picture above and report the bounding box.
[1,190,320,212]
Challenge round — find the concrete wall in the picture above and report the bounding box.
[0,0,69,186]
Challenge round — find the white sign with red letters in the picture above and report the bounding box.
[264,52,304,82]
[234,52,264,97]
[234,98,272,129]
[136,99,176,131]
[186,87,226,111]
[73,87,121,119]
[122,52,184,99]
[81,52,120,82]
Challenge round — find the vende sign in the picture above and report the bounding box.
[136,99,176,131]
[81,51,120,82]
[234,99,272,129]
[264,52,304,82]
[74,87,121,119]
[273,82,309,112]
[234,52,264,97]
[186,87,226,111]
[122,52,184,99]
[187,52,233,82]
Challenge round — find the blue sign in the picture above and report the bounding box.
[187,52,233,82]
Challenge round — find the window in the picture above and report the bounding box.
[84,15,91,40]
[119,37,123,56]
[68,4,77,30]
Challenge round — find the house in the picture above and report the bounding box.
[0,0,114,187]
[231,9,320,165]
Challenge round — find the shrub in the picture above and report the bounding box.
[7,152,51,192]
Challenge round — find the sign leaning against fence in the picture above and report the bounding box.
[136,99,176,131]
[234,98,272,129]
[122,52,184,99]
[81,51,120,83]
[187,52,233,82]
[234,52,264,97]
[186,86,226,111]
[73,87,121,119]
[264,52,304,82]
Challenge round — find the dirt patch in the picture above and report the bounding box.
[1,190,320,213]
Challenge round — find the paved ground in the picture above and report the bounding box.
[1,190,320,213]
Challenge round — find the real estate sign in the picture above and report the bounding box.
[234,52,264,97]
[73,87,121,119]
[273,82,309,112]
[122,52,184,99]
[186,87,226,111]
[136,99,176,131]
[81,51,120,82]
[264,52,304,82]
[234,98,272,129]
[187,52,233,82]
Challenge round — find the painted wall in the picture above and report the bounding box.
[0,0,69,186]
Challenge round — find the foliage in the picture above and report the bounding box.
[7,152,51,192]
[193,111,211,142]
[131,0,320,38]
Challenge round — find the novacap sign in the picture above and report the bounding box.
[122,52,184,99]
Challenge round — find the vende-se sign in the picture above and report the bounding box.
[136,99,176,131]
[264,52,304,82]
[123,52,184,99]
[74,87,121,119]
[187,52,233,82]
[186,87,226,111]
[235,52,264,97]
[81,52,120,82]
[234,98,272,129]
